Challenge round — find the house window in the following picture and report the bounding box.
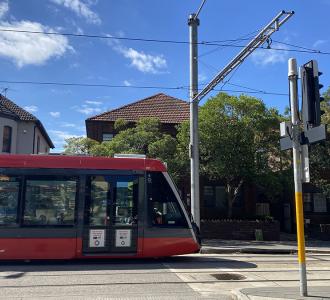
[313,193,327,213]
[256,203,270,216]
[2,126,12,153]
[203,185,226,208]
[36,136,40,154]
[303,193,312,212]
[215,186,227,209]
[102,133,113,142]
[203,186,215,207]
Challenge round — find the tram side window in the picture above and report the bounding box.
[0,175,20,225]
[147,172,187,227]
[88,176,110,226]
[23,177,77,225]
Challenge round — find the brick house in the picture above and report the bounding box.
[0,94,54,154]
[86,93,189,142]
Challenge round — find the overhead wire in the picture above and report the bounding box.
[0,79,288,97]
[199,29,261,58]
[0,28,329,55]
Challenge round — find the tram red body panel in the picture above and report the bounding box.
[0,237,199,259]
[0,155,200,260]
[141,237,200,257]
[0,154,167,172]
[0,238,77,260]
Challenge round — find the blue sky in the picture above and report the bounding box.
[0,0,329,151]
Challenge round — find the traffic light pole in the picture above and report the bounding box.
[188,14,200,229]
[288,58,308,297]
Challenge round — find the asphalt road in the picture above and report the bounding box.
[1,253,330,299]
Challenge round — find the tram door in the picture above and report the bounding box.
[83,175,139,254]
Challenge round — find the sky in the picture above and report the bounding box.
[0,0,329,151]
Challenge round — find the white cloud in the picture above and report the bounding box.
[105,32,167,74]
[85,100,102,105]
[0,1,8,19]
[123,80,132,86]
[251,48,288,66]
[60,122,85,132]
[24,105,38,113]
[49,129,80,150]
[72,104,102,115]
[118,47,167,74]
[198,73,207,83]
[0,20,73,67]
[313,39,327,48]
[60,122,76,127]
[50,0,101,25]
[50,111,61,118]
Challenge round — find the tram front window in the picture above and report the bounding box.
[147,172,187,227]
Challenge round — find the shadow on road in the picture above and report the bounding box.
[0,255,257,274]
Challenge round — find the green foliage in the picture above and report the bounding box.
[114,118,130,131]
[63,137,99,155]
[176,92,290,217]
[309,87,330,197]
[89,117,185,180]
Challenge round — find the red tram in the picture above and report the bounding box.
[0,154,200,260]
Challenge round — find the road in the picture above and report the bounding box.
[1,253,330,299]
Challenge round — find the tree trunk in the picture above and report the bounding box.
[226,180,244,218]
[226,184,233,218]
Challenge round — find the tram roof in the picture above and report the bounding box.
[0,154,167,172]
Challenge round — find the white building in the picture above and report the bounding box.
[0,94,54,154]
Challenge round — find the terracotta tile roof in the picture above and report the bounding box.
[0,94,54,148]
[0,94,37,121]
[87,93,190,124]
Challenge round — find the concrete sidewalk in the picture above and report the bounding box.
[234,286,330,300]
[201,239,330,254]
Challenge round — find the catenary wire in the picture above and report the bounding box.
[199,29,261,58]
[0,28,330,55]
[0,80,288,97]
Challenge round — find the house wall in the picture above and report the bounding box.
[86,120,180,143]
[16,121,35,154]
[33,126,50,154]
[0,116,18,154]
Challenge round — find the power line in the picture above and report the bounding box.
[199,29,261,58]
[272,39,321,53]
[0,28,330,55]
[0,79,288,97]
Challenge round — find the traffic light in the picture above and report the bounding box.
[301,60,324,128]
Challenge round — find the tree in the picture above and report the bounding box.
[309,87,330,197]
[89,117,184,180]
[64,137,99,155]
[196,93,285,217]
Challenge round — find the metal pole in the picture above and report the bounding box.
[188,14,200,229]
[288,58,308,297]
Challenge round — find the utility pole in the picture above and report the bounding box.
[288,58,307,296]
[187,10,294,229]
[188,13,200,229]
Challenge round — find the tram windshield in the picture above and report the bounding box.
[147,172,188,227]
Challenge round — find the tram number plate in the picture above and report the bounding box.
[89,229,105,248]
[115,229,131,247]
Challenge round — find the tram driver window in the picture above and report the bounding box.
[0,175,20,225]
[23,177,77,225]
[147,172,187,227]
